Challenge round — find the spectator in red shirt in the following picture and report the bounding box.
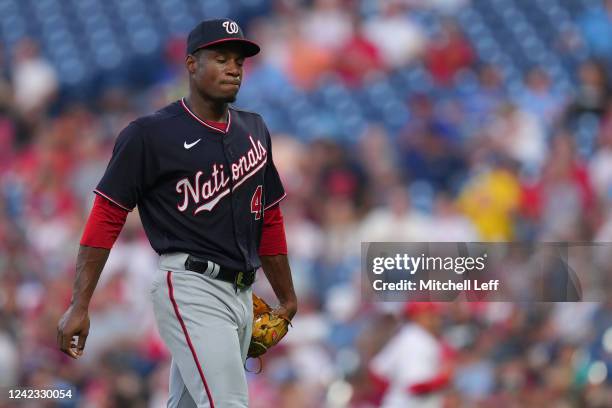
[335,14,384,87]
[425,19,474,86]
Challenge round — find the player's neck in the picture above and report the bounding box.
[185,94,229,123]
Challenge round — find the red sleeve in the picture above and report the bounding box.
[408,372,450,395]
[258,204,288,256]
[369,368,390,396]
[80,194,129,249]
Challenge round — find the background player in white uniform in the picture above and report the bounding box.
[370,303,454,408]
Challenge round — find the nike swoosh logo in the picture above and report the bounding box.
[184,139,202,149]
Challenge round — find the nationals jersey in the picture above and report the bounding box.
[95,98,286,271]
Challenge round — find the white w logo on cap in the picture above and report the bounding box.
[222,21,239,34]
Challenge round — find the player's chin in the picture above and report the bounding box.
[215,89,239,103]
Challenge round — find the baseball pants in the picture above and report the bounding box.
[151,253,253,408]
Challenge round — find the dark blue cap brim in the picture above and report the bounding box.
[189,38,260,57]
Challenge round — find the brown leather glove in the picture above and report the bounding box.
[248,293,291,358]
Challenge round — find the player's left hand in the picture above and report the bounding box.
[248,294,294,359]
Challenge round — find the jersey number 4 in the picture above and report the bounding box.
[251,185,263,220]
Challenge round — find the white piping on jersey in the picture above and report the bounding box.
[94,189,133,212]
[263,192,287,211]
[180,98,231,134]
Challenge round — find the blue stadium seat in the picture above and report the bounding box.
[1,15,27,45]
[0,0,598,115]
[197,0,232,20]
[575,113,600,158]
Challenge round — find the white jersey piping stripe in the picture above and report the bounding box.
[180,98,230,134]
[94,189,133,212]
[264,192,287,210]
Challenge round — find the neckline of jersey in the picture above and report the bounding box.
[180,97,231,134]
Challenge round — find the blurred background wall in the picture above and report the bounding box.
[1,0,612,406]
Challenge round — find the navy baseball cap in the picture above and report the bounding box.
[186,19,260,57]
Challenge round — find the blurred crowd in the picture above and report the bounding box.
[2,0,612,406]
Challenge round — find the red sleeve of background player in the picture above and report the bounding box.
[408,372,451,395]
[369,368,390,397]
[408,342,455,395]
[80,194,129,249]
[258,204,288,256]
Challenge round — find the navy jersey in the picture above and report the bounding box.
[96,99,286,271]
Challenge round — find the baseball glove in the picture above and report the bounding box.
[248,293,291,359]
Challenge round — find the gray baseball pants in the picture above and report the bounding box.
[150,253,253,407]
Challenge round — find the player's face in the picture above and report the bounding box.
[188,44,245,104]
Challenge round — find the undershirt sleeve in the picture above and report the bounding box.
[258,204,287,256]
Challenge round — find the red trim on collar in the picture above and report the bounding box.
[203,119,228,132]
[180,98,231,134]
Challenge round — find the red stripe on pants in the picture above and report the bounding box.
[166,271,215,407]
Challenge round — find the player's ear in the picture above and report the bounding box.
[185,54,198,75]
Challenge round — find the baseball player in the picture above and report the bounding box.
[369,303,453,407]
[57,19,297,407]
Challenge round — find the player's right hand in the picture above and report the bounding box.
[57,305,90,359]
